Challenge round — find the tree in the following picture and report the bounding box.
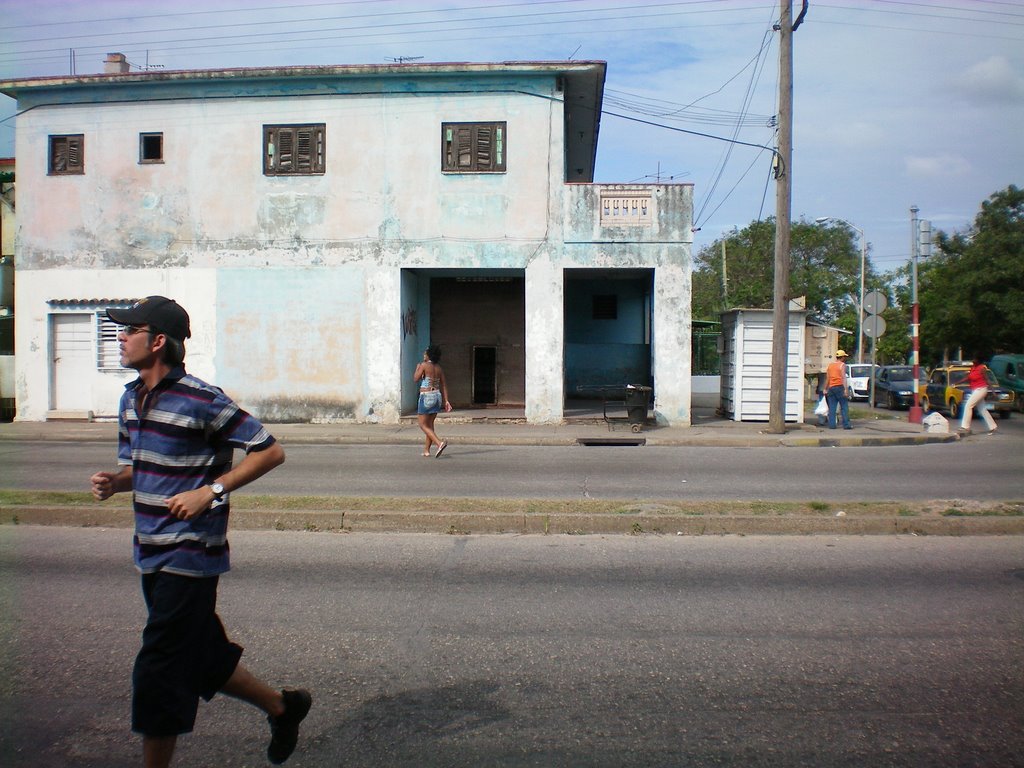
[918,185,1024,360]
[693,217,865,329]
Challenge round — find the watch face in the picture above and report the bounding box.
[211,483,225,496]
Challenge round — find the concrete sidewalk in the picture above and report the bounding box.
[0,407,956,448]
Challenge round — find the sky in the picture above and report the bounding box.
[1,0,1022,275]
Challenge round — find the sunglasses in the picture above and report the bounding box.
[120,325,152,336]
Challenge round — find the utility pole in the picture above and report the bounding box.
[909,205,923,424]
[767,0,794,434]
[913,207,937,423]
[721,239,728,306]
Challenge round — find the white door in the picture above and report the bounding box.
[50,313,94,411]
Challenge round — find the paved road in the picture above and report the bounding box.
[4,418,1022,501]
[2,528,1022,767]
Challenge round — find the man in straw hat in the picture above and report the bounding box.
[825,349,853,430]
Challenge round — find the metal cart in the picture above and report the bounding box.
[577,384,653,432]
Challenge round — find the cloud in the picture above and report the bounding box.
[950,56,1024,105]
[905,153,972,179]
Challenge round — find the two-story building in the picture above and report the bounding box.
[0,57,693,425]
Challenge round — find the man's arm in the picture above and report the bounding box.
[91,466,133,501]
[164,442,286,521]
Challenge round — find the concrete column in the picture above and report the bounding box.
[652,263,691,425]
[525,257,564,423]
[364,267,402,423]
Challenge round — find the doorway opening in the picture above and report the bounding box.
[473,346,497,404]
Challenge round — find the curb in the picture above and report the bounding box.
[5,506,1022,536]
[0,431,958,448]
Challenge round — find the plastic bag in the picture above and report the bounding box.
[814,397,828,416]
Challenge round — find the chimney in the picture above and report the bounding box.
[104,53,130,74]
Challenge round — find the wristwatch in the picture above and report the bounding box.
[209,482,226,500]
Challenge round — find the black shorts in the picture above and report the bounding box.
[132,571,243,737]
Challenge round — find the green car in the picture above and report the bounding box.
[989,354,1024,412]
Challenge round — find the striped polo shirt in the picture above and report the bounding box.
[117,367,276,577]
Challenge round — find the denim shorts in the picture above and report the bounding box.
[132,571,243,736]
[418,390,442,415]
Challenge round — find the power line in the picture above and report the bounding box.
[600,109,781,165]
[603,90,773,128]
[694,8,777,228]
[4,0,598,44]
[0,16,775,70]
[1,1,760,50]
[821,0,1024,24]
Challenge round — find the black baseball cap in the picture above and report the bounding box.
[107,296,191,341]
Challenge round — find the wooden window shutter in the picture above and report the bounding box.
[277,129,295,172]
[296,130,311,171]
[264,124,325,176]
[66,137,83,170]
[295,127,325,173]
[475,125,492,169]
[457,126,473,168]
[442,122,507,173]
[50,134,84,174]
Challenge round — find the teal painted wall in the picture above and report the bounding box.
[215,267,365,421]
[564,276,651,395]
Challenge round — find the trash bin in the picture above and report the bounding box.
[624,385,652,428]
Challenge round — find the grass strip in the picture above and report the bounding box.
[2,490,1021,518]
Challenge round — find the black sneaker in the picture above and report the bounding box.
[267,689,312,764]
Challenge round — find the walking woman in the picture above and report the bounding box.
[959,355,997,435]
[414,345,452,457]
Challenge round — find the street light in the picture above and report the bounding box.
[815,216,867,364]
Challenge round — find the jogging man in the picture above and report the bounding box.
[90,296,311,767]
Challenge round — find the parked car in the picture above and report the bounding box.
[846,363,872,401]
[872,365,926,410]
[920,364,1015,420]
[989,354,1024,413]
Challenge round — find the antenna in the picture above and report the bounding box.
[142,51,165,71]
[387,56,424,64]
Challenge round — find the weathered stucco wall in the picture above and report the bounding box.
[214,267,368,422]
[14,88,556,267]
[652,263,692,424]
[560,184,694,424]
[13,78,566,423]
[14,269,217,421]
[525,255,564,423]
[9,69,695,425]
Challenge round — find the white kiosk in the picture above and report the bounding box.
[719,307,807,422]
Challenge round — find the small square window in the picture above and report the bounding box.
[442,121,506,173]
[139,133,163,164]
[592,295,618,320]
[49,134,84,175]
[264,124,325,176]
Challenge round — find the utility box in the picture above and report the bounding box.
[804,321,845,375]
[719,308,807,422]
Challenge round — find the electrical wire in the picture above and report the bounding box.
[603,89,774,128]
[693,6,777,229]
[0,2,764,55]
